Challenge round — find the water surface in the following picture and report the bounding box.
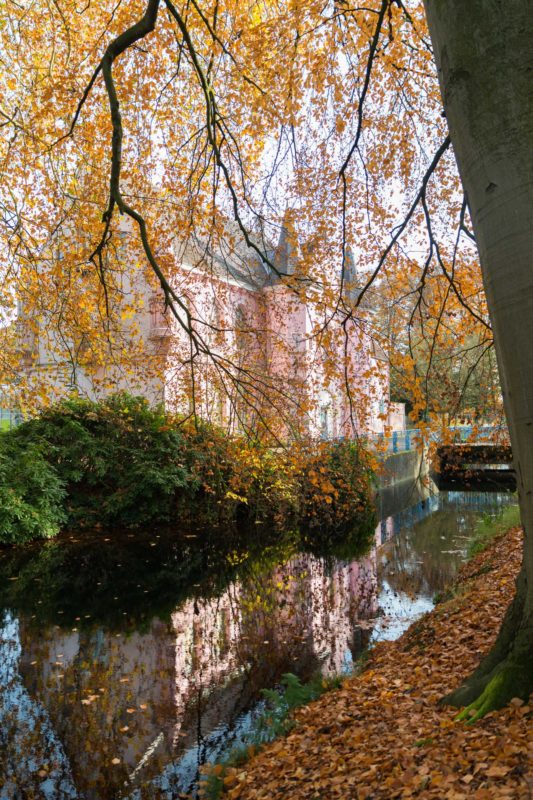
[0,490,516,798]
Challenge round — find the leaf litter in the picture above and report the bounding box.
[200,526,531,799]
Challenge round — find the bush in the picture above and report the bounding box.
[224,443,300,524]
[0,394,376,546]
[199,672,343,799]
[7,394,191,527]
[0,438,66,544]
[297,439,376,558]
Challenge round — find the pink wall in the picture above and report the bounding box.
[148,258,404,438]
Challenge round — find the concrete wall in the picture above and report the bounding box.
[375,447,437,521]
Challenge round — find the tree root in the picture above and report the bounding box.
[440,559,533,720]
[442,628,533,722]
[442,674,490,710]
[452,662,531,723]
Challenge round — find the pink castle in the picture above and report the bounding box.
[154,213,405,438]
[15,212,404,438]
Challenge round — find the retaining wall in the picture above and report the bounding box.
[375,447,436,520]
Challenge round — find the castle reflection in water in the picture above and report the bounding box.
[0,490,516,798]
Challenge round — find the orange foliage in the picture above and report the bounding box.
[209,526,531,800]
[0,0,494,435]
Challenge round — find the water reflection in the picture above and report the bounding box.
[0,613,77,799]
[374,490,516,641]
[0,491,516,798]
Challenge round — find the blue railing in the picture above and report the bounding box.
[446,424,508,444]
[368,429,420,454]
[368,425,508,455]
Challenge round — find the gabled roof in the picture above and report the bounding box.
[183,213,301,291]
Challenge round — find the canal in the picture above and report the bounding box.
[0,490,517,798]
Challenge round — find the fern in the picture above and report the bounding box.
[199,671,344,798]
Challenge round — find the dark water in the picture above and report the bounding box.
[0,490,517,799]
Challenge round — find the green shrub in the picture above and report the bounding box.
[258,671,343,740]
[298,439,376,558]
[8,393,191,527]
[0,438,66,544]
[0,393,376,545]
[223,443,300,525]
[199,672,343,799]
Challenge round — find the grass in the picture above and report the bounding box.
[467,501,520,557]
[433,500,520,606]
[199,672,344,800]
[199,647,375,799]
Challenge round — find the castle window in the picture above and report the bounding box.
[320,404,331,439]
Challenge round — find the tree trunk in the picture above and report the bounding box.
[423,0,533,719]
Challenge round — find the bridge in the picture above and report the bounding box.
[433,442,515,491]
[369,425,515,492]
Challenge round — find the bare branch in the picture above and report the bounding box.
[351,135,451,311]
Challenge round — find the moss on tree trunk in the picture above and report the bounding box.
[424,0,533,716]
[443,563,533,719]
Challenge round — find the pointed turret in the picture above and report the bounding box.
[274,209,299,276]
[343,245,359,303]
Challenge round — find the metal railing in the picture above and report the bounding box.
[368,429,421,454]
[367,425,508,455]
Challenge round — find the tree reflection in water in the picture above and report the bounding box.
[0,613,78,798]
[0,491,516,798]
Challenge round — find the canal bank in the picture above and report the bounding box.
[375,445,433,521]
[217,523,530,800]
[0,489,519,798]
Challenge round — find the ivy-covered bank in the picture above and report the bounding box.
[0,393,376,547]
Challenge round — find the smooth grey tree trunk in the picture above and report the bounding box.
[423,0,533,717]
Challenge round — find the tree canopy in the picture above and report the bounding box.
[0,0,495,433]
[1,0,532,714]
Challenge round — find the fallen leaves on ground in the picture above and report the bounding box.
[214,527,531,799]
